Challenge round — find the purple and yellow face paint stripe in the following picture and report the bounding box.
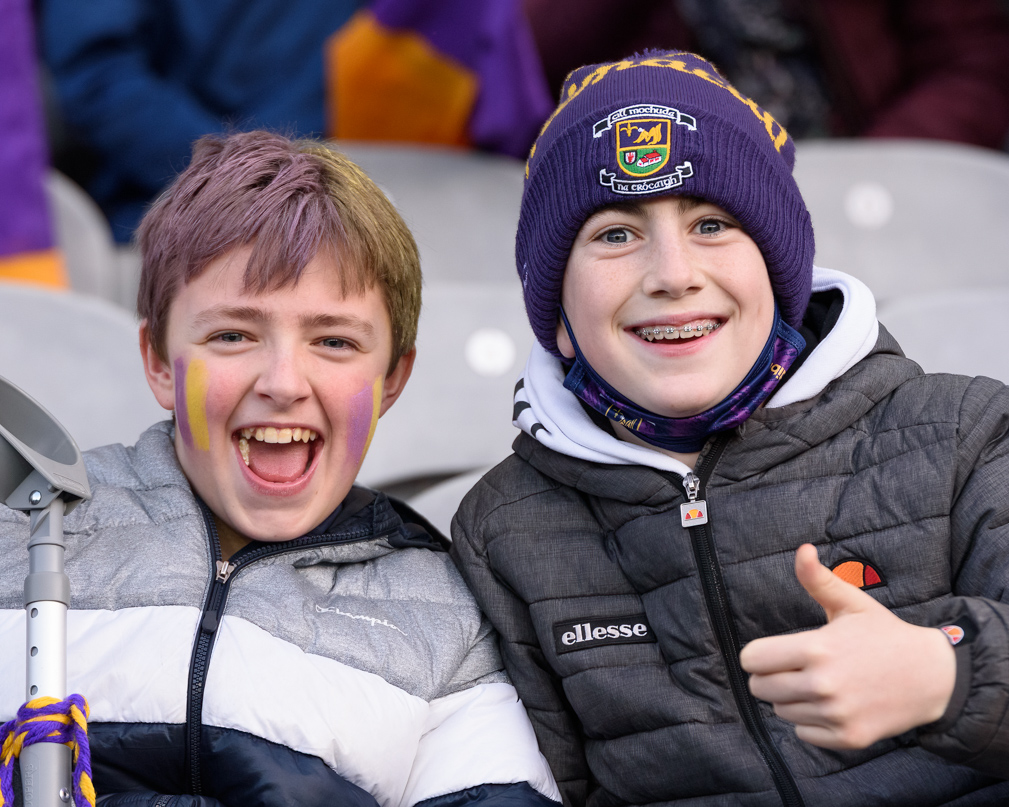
[346,376,383,467]
[174,357,210,451]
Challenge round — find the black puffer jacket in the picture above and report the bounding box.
[451,329,1009,806]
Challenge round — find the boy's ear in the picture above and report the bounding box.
[139,321,176,412]
[378,347,416,417]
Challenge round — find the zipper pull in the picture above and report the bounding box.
[215,560,236,582]
[680,472,709,527]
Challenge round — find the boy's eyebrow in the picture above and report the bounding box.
[192,305,270,327]
[586,196,706,223]
[674,195,705,212]
[192,306,375,337]
[589,201,645,219]
[299,312,376,337]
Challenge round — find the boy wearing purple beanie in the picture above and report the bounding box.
[450,51,1009,805]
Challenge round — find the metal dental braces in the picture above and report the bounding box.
[636,322,721,338]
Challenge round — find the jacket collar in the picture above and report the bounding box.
[83,420,443,566]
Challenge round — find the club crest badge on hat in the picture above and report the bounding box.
[594,105,696,195]
[616,118,671,177]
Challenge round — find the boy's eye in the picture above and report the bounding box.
[319,337,348,349]
[602,227,633,244]
[697,218,729,235]
[217,332,244,343]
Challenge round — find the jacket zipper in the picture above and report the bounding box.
[183,502,387,794]
[184,508,228,794]
[683,434,805,807]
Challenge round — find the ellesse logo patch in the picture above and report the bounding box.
[553,614,657,654]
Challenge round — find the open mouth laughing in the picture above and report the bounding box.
[236,426,321,485]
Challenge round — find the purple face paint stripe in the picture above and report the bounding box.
[345,381,375,467]
[174,357,194,448]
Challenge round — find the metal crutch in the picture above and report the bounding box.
[0,375,90,807]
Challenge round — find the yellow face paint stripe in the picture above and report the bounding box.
[185,359,210,451]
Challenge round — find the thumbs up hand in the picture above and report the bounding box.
[738,544,957,749]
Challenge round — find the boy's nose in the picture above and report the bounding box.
[254,350,312,408]
[640,229,704,298]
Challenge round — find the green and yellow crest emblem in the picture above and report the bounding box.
[616,118,672,177]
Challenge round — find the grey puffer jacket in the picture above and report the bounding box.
[0,421,560,807]
[451,323,1009,806]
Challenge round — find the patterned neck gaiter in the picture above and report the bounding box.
[561,306,806,452]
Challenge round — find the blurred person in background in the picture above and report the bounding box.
[39,0,551,243]
[524,0,1009,148]
[2,0,67,288]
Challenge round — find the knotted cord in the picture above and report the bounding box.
[0,694,95,807]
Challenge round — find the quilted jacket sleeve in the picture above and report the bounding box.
[451,480,591,807]
[915,375,1009,775]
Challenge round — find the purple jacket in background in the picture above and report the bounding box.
[370,0,552,159]
[0,0,56,261]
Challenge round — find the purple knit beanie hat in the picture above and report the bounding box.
[517,51,815,356]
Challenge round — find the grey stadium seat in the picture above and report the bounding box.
[337,144,533,491]
[880,287,1009,384]
[0,283,166,451]
[793,139,1009,306]
[335,142,525,285]
[356,281,534,492]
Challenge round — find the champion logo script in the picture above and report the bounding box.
[316,604,407,635]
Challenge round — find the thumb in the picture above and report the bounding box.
[794,543,868,621]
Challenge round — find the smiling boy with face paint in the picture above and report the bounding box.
[142,245,410,559]
[0,131,561,807]
[451,52,1009,806]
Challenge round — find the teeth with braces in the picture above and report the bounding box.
[237,426,317,466]
[634,321,721,342]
